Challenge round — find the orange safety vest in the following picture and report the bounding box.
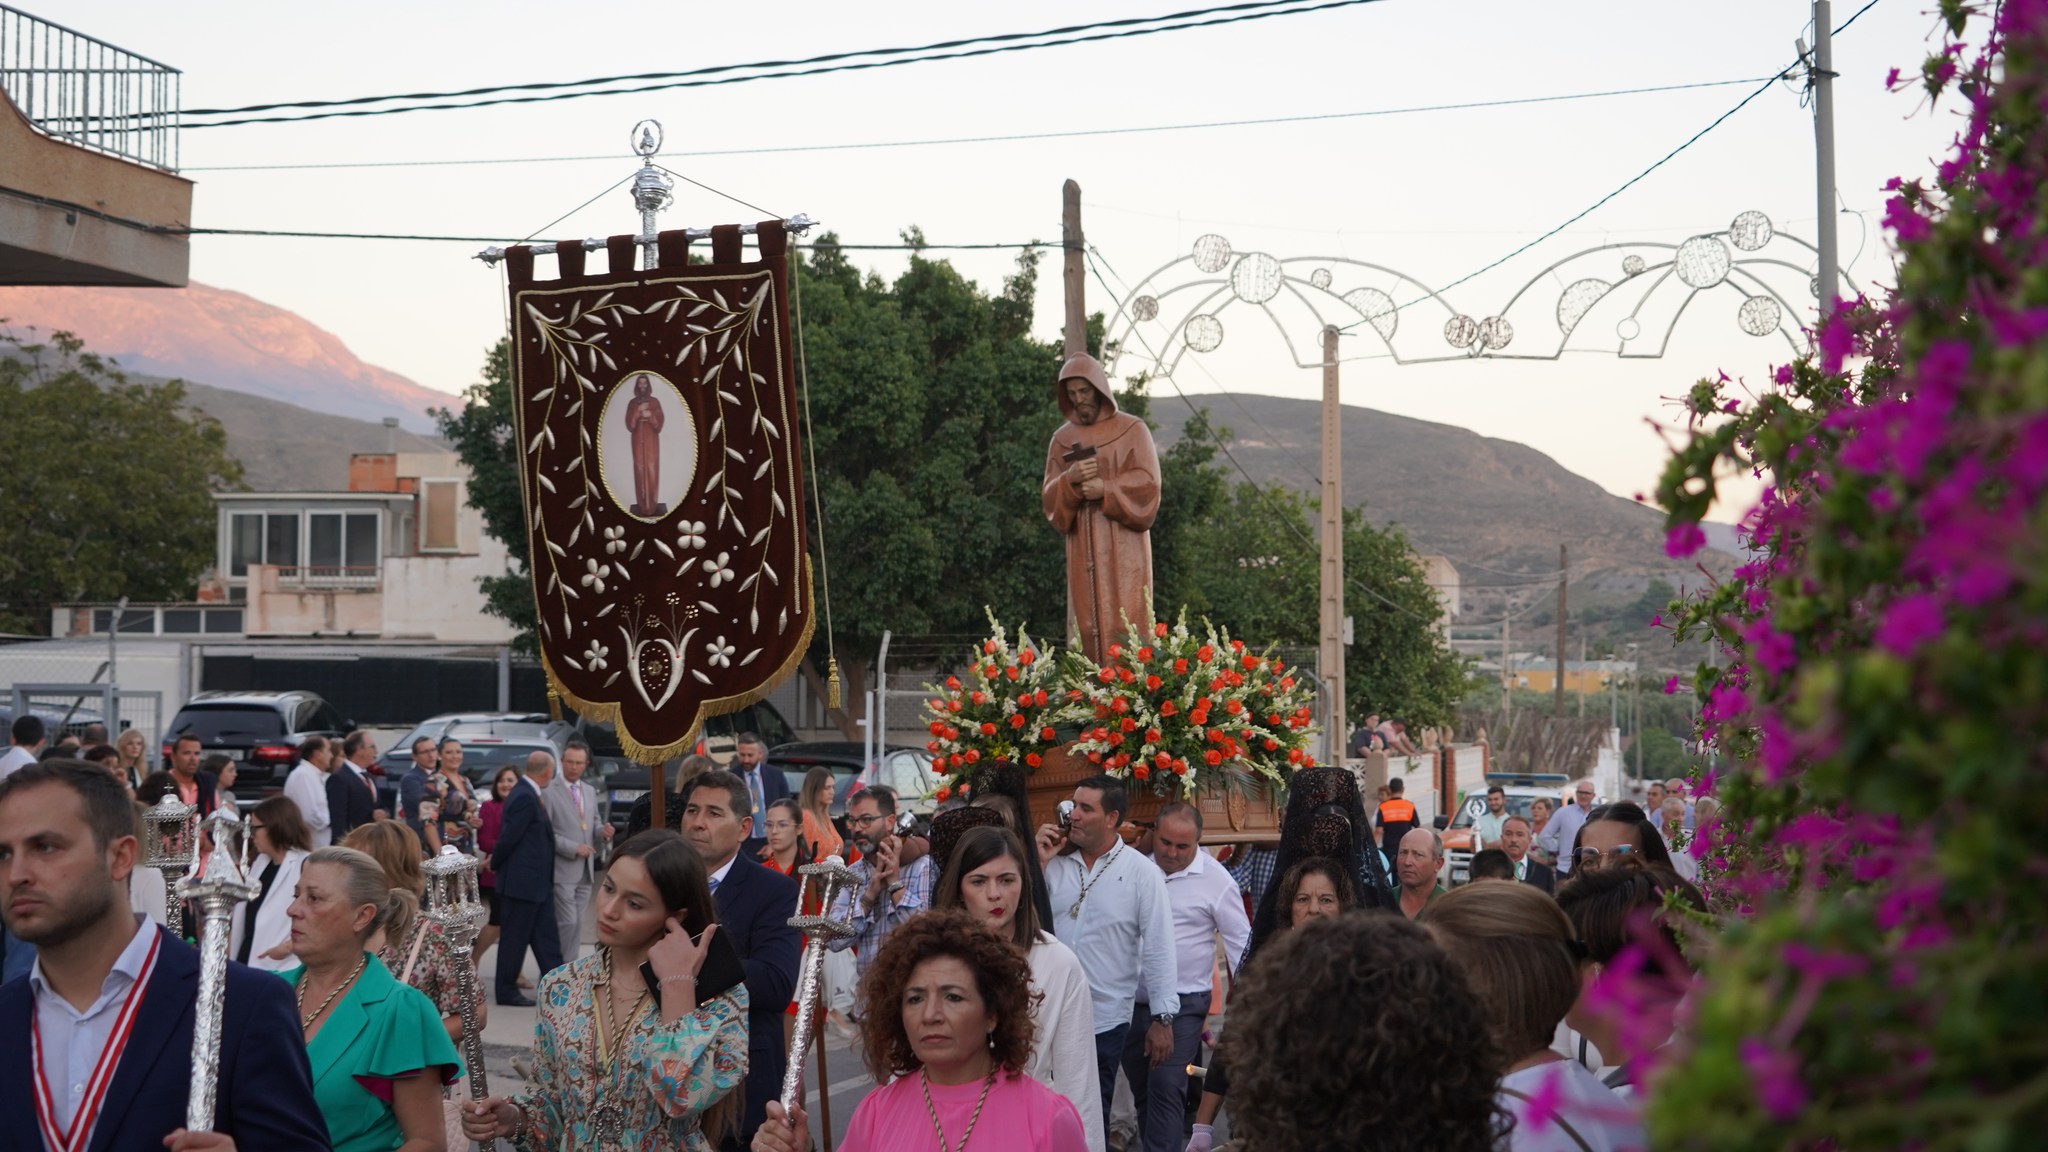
[1378,797,1417,826]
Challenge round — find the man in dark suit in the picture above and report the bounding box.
[1502,814,1555,893]
[488,749,565,1007]
[729,733,787,852]
[326,730,382,841]
[682,770,799,1150]
[0,760,330,1152]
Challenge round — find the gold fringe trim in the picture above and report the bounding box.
[541,559,817,765]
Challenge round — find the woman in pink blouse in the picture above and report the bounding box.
[753,908,1088,1152]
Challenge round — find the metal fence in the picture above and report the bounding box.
[0,4,179,171]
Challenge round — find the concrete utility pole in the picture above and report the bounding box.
[1811,0,1840,318]
[1063,180,1087,358]
[1318,325,1346,742]
[1501,615,1511,715]
[1554,545,1568,717]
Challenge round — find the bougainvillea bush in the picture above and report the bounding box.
[1650,3,2048,1146]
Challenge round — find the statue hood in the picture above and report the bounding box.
[1057,353,1119,422]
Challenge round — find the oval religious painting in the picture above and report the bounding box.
[598,370,696,523]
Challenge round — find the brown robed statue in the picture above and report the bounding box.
[1042,352,1161,662]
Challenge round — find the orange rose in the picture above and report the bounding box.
[947,700,962,714]
[1005,666,1021,681]
[979,720,996,735]
[1040,726,1057,741]
[1098,668,1117,683]
[1197,645,1215,662]
[1173,658,1189,675]
[1109,644,1124,659]
[984,640,998,655]
[935,785,953,801]
[965,749,981,763]
[1110,698,1130,714]
[1230,639,1245,652]
[1171,760,1187,775]
[1020,649,1036,665]
[945,676,962,691]
[1145,728,1162,744]
[1034,689,1050,706]
[1009,714,1027,729]
[1287,748,1304,764]
[1025,752,1043,768]
[1204,749,1223,766]
[1135,764,1151,780]
[1154,622,1169,637]
[950,753,965,767]
[1120,717,1137,732]
[929,721,946,736]
[971,690,986,705]
[1146,675,1163,691]
[1088,752,1104,764]
[1160,701,1179,717]
[1264,738,1279,751]
[1225,700,1244,716]
[1137,647,1154,662]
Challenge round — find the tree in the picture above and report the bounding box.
[1649,7,2048,1145]
[0,331,242,633]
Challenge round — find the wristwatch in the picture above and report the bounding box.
[1151,1012,1175,1027]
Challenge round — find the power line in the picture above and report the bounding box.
[1342,0,1886,333]
[172,226,1051,250]
[181,76,1771,172]
[180,0,1384,129]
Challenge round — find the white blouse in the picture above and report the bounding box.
[1028,931,1107,1152]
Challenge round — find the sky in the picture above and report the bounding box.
[51,0,1955,507]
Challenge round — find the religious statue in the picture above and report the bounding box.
[1042,352,1161,662]
[624,373,667,517]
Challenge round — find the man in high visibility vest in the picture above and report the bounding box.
[1376,776,1420,865]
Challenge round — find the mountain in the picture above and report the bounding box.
[1152,392,1715,590]
[0,282,452,432]
[178,378,447,491]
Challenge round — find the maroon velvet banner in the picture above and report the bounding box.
[505,221,811,760]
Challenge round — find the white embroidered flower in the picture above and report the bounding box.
[603,525,628,555]
[706,636,736,668]
[702,551,734,588]
[580,557,611,594]
[582,640,610,671]
[678,520,708,551]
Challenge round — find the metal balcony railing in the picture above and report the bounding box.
[273,565,382,588]
[0,5,179,172]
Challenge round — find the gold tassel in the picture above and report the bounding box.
[826,657,843,712]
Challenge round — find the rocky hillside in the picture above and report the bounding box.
[0,282,450,432]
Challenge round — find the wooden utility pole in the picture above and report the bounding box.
[1063,179,1086,358]
[1318,325,1346,750]
[1554,545,1568,717]
[1501,614,1511,715]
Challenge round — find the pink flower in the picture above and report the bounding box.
[1663,676,1680,695]
[1874,594,1945,656]
[1740,1039,1808,1121]
[1664,522,1706,559]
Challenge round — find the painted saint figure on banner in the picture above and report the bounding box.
[626,374,667,517]
[600,370,695,523]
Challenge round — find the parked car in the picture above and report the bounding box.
[374,712,568,777]
[161,691,351,796]
[585,700,797,837]
[766,742,877,819]
[853,744,944,814]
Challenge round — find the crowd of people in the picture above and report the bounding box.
[0,707,1702,1151]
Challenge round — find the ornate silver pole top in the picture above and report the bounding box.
[141,795,197,870]
[176,809,260,906]
[472,119,813,265]
[788,855,861,938]
[423,844,486,935]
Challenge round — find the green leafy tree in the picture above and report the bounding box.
[0,331,242,633]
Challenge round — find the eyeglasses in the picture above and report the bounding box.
[1574,845,1636,866]
[247,823,266,832]
[846,813,884,828]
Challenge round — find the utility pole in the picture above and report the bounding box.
[1063,180,1087,358]
[1554,544,1568,718]
[1810,0,1840,318]
[1318,325,1346,744]
[1579,635,1587,719]
[1500,614,1511,716]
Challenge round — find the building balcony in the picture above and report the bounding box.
[271,565,383,589]
[0,7,190,287]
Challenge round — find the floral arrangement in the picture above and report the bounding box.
[920,613,1077,799]
[1636,6,2048,1145]
[1067,610,1317,796]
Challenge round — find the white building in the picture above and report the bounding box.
[51,449,514,643]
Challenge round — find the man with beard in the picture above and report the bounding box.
[1042,352,1162,662]
[0,761,329,1151]
[824,785,934,997]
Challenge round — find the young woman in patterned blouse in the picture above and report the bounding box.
[462,829,749,1151]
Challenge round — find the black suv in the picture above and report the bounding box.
[581,700,797,837]
[162,691,352,794]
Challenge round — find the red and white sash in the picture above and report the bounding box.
[31,929,163,1152]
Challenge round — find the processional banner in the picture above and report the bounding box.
[506,222,811,760]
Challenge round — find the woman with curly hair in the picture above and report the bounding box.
[934,825,1105,1151]
[1222,914,1505,1152]
[752,908,1088,1152]
[1424,880,1644,1151]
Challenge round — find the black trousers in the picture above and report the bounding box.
[495,893,564,1002]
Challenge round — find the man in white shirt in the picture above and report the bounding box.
[0,714,44,780]
[1037,773,1178,1142]
[1539,778,1596,875]
[281,735,335,848]
[1119,802,1248,1152]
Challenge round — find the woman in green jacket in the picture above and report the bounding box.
[286,845,464,1152]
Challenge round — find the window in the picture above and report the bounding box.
[162,609,203,634]
[203,609,244,634]
[421,480,460,552]
[230,511,301,576]
[309,511,381,571]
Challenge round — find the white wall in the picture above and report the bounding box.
[0,638,190,739]
[380,543,517,643]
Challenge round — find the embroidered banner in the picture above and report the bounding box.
[506,221,811,760]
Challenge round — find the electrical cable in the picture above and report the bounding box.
[178,0,1385,129]
[1337,0,1886,334]
[180,76,1771,172]
[654,165,780,221]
